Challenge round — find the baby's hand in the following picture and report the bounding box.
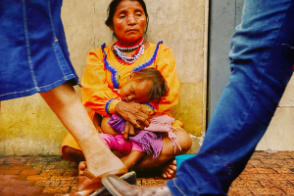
[122,121,136,140]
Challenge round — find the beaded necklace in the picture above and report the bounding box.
[102,41,163,89]
[115,37,143,52]
[113,38,144,64]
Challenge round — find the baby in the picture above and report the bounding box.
[99,68,179,170]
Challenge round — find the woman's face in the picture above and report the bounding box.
[111,0,146,45]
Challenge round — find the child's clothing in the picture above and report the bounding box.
[99,133,144,154]
[106,114,181,158]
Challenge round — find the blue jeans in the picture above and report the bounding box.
[0,0,79,101]
[167,0,294,195]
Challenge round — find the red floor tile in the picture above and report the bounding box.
[0,151,293,195]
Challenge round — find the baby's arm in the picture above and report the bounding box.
[104,114,137,140]
[101,117,119,136]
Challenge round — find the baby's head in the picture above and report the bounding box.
[119,68,168,103]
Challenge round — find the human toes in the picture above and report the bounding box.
[162,168,174,178]
[78,161,87,175]
[162,161,177,179]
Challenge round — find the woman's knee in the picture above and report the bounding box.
[161,129,192,156]
[175,129,192,153]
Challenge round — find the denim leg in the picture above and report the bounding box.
[167,0,294,195]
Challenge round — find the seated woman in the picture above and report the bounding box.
[61,0,192,179]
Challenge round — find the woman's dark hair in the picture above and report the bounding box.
[133,68,169,103]
[105,0,149,37]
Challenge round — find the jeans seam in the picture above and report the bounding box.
[172,179,186,196]
[52,42,67,76]
[48,0,72,78]
[22,0,39,91]
[47,0,57,41]
[0,88,36,98]
[0,75,75,99]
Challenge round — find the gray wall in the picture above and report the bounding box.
[208,0,294,151]
[208,0,244,120]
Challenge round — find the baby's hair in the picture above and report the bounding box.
[132,68,169,103]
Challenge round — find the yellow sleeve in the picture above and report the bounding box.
[81,48,119,117]
[154,45,180,115]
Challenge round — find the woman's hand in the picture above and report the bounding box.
[115,101,150,129]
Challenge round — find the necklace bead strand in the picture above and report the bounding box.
[115,38,144,52]
[113,44,144,64]
[113,38,145,64]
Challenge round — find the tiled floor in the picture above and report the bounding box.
[0,151,293,195]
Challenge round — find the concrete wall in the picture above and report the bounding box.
[256,76,294,151]
[0,0,208,155]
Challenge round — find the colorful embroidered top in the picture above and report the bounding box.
[81,42,180,118]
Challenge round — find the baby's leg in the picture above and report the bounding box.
[108,135,144,168]
[121,151,145,169]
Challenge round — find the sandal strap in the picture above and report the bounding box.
[83,166,128,180]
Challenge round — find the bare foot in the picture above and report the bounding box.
[161,159,177,179]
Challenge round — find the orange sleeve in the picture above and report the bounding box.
[81,49,120,117]
[154,45,180,115]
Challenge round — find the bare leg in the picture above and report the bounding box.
[61,116,118,165]
[134,128,192,178]
[40,82,125,176]
[121,151,145,169]
[101,117,192,170]
[63,147,145,171]
[62,122,191,178]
